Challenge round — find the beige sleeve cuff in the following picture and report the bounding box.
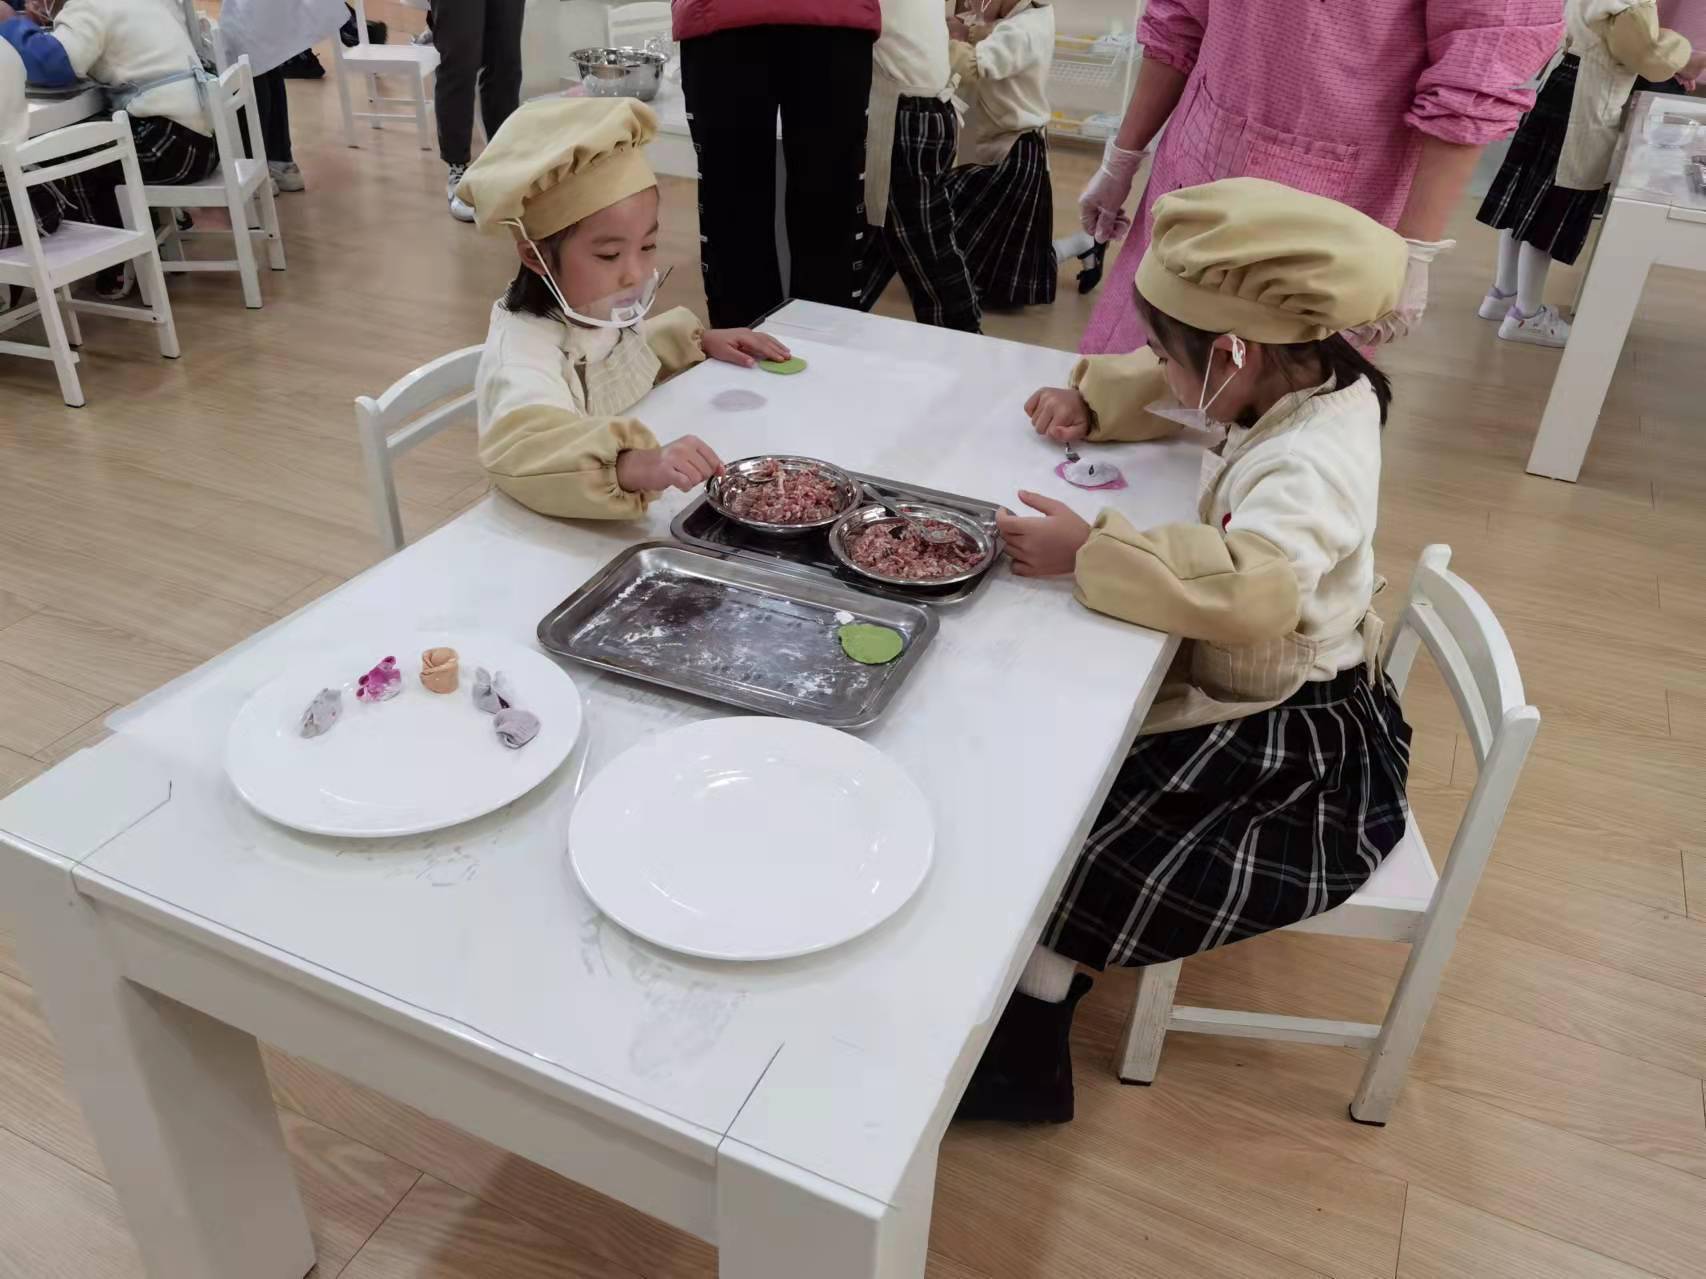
[643,306,707,379]
[1073,511,1301,643]
[1069,351,1187,443]
[1603,5,1691,80]
[478,403,660,519]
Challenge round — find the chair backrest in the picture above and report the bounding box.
[0,115,151,263]
[196,13,232,74]
[354,346,484,553]
[607,2,674,52]
[348,0,374,48]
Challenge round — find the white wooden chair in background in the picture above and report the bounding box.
[119,57,285,310]
[0,113,180,407]
[606,2,674,50]
[355,346,483,553]
[1117,545,1541,1126]
[333,0,439,149]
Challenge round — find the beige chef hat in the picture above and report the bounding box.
[456,96,659,241]
[1136,178,1406,343]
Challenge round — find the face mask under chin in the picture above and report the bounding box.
[507,219,664,330]
[1143,335,1246,432]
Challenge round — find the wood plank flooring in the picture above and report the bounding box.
[2,9,1703,1275]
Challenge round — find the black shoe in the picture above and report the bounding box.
[955,972,1093,1124]
[1075,242,1108,295]
[342,5,388,46]
[279,49,326,79]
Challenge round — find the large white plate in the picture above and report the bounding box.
[225,633,583,837]
[570,718,934,961]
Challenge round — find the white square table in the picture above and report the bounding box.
[26,87,105,137]
[0,302,1201,1278]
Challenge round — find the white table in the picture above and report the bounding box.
[25,87,105,137]
[0,302,1201,1279]
[1528,93,1706,482]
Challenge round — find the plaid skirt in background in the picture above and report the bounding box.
[0,179,75,251]
[1043,665,1412,970]
[944,130,1057,308]
[1477,54,1601,267]
[74,114,219,231]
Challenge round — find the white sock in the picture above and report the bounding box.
[1515,240,1552,317]
[1052,230,1095,262]
[1493,229,1519,297]
[1016,945,1077,1003]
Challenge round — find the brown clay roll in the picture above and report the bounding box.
[420,647,460,694]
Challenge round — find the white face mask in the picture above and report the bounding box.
[1145,334,1246,431]
[504,218,664,330]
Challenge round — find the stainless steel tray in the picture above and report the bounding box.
[537,543,937,729]
[670,470,1003,605]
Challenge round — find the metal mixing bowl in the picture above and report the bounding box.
[828,503,999,588]
[705,456,861,537]
[569,48,666,101]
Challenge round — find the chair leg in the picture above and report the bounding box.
[367,74,382,126]
[413,74,431,151]
[1117,959,1181,1085]
[1350,941,1450,1126]
[58,287,81,346]
[35,280,84,407]
[256,181,287,271]
[229,194,264,309]
[336,62,358,147]
[132,249,180,359]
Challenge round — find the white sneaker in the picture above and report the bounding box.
[1497,303,1571,348]
[447,164,474,223]
[1477,288,1515,320]
[269,161,305,192]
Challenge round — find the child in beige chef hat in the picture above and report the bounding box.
[456,96,791,519]
[961,179,1412,1125]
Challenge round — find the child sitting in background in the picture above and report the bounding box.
[944,0,1085,307]
[0,35,76,256]
[457,97,789,519]
[963,179,1413,1123]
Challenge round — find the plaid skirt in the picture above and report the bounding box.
[1043,665,1412,969]
[944,129,1057,308]
[74,114,219,230]
[1477,55,1600,266]
[0,180,75,251]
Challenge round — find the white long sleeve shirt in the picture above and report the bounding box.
[50,0,209,134]
[959,0,1054,166]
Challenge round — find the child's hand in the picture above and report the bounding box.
[615,436,724,493]
[1682,51,1706,89]
[995,492,1093,578]
[1025,386,1091,443]
[702,328,791,368]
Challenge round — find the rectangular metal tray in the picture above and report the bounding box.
[537,543,937,729]
[669,470,1003,606]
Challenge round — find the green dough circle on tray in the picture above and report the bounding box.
[838,623,905,665]
[757,356,808,375]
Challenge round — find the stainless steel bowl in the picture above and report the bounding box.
[828,503,999,588]
[569,47,666,101]
[705,455,862,537]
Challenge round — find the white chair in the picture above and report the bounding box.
[355,346,483,553]
[332,0,439,150]
[1116,545,1541,1126]
[606,2,674,51]
[119,56,284,311]
[194,12,231,74]
[0,112,180,407]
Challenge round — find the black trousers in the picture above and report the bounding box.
[253,68,292,163]
[431,0,524,167]
[680,24,874,329]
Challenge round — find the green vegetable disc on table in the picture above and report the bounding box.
[757,356,808,375]
[838,623,904,665]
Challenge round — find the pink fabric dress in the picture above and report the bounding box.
[1080,0,1565,355]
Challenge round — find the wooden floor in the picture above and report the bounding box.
[4,14,1706,1278]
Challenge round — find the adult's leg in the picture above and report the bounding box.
[874,98,981,332]
[254,68,293,163]
[679,28,783,327]
[477,0,525,142]
[431,0,485,166]
[776,25,873,314]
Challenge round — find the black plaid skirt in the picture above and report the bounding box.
[0,179,74,251]
[74,114,219,230]
[1477,54,1600,266]
[1043,665,1412,969]
[944,129,1057,308]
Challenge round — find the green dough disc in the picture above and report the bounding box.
[838,623,905,665]
[757,356,807,375]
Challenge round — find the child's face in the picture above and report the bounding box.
[1149,334,1259,422]
[531,187,661,320]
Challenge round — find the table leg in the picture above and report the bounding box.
[8,853,316,1279]
[1527,198,1661,482]
[717,1141,936,1279]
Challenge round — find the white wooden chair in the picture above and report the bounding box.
[118,57,284,311]
[0,113,180,407]
[355,346,483,553]
[1116,545,1541,1126]
[607,2,674,51]
[332,0,439,150]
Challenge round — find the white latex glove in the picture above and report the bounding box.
[1350,236,1454,347]
[1078,140,1145,243]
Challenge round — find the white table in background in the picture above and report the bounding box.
[25,87,104,136]
[0,302,1202,1279]
[1528,93,1706,482]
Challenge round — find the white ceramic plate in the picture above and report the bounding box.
[225,633,583,837]
[570,718,933,961]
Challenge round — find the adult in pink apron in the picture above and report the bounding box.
[1078,0,1564,355]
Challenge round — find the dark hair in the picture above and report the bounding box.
[501,225,573,320]
[1134,293,1394,426]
